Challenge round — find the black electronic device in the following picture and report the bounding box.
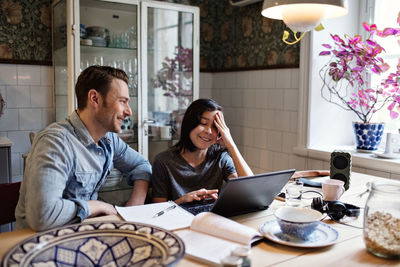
[311,197,360,221]
[330,151,351,190]
[298,178,322,188]
[275,192,286,201]
[180,169,295,217]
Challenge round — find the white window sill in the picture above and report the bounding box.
[294,145,400,174]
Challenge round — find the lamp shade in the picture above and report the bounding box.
[261,0,348,32]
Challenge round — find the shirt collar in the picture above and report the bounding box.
[68,111,112,146]
[68,111,96,147]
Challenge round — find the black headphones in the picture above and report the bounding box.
[311,197,360,221]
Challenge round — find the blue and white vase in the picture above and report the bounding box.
[352,122,384,151]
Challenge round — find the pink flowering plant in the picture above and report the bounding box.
[319,17,400,123]
[152,46,193,100]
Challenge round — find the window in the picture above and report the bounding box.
[301,0,400,152]
[371,0,400,133]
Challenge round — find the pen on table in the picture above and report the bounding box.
[152,203,177,218]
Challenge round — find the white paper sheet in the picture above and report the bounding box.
[116,202,194,231]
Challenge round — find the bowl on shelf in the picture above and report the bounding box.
[80,38,92,46]
[87,36,107,47]
[86,26,110,46]
[274,206,324,240]
[86,26,109,38]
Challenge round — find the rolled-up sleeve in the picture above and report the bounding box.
[22,131,87,231]
[111,134,152,185]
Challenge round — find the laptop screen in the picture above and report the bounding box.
[211,169,295,217]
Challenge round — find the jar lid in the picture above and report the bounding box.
[371,182,400,193]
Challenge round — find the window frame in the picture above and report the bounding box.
[295,0,400,174]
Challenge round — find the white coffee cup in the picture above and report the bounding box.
[322,179,345,201]
[160,125,172,139]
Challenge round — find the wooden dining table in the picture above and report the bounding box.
[0,172,399,266]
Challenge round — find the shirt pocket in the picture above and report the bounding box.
[75,171,97,191]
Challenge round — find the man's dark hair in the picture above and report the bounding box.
[175,98,222,152]
[75,65,129,109]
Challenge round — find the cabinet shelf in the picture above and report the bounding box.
[80,44,137,52]
[54,45,137,57]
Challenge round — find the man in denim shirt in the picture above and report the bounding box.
[15,66,151,231]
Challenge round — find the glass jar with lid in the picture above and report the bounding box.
[363,182,400,259]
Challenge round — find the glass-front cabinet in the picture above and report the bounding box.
[142,1,199,163]
[52,0,199,204]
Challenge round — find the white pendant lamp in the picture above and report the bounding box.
[261,0,348,44]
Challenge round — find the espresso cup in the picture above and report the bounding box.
[322,179,345,201]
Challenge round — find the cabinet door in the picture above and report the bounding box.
[141,1,199,162]
[52,0,69,121]
[53,0,140,150]
[79,0,140,150]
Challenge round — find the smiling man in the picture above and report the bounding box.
[15,66,151,231]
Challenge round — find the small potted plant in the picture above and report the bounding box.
[151,46,194,139]
[319,19,400,151]
[152,46,193,108]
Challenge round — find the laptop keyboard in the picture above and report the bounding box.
[179,199,215,216]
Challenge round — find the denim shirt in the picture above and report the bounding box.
[15,111,151,231]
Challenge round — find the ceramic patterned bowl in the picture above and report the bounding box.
[275,206,324,240]
[86,26,110,45]
[86,26,109,38]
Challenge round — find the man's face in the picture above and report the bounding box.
[95,78,132,133]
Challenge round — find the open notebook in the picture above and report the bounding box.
[175,212,262,266]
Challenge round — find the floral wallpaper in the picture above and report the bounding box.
[170,0,300,72]
[0,0,51,65]
[0,0,299,70]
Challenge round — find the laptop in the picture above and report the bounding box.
[179,169,296,217]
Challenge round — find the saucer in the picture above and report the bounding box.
[373,152,400,159]
[260,220,339,248]
[356,149,375,154]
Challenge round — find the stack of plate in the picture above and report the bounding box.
[86,26,109,47]
[87,36,107,47]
